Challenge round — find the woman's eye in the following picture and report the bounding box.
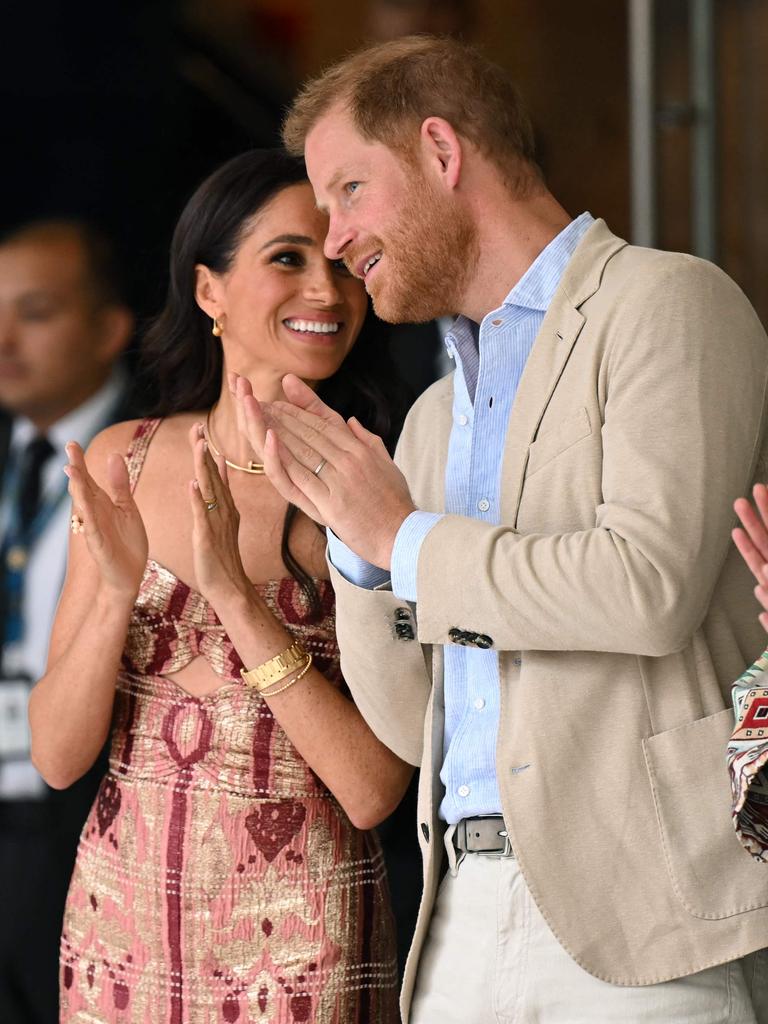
[272,246,305,266]
[331,259,352,276]
[272,251,303,267]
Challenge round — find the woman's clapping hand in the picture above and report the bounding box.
[64,441,149,599]
[188,422,253,607]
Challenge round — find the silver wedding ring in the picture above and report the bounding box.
[313,458,327,477]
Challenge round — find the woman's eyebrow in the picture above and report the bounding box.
[259,234,315,250]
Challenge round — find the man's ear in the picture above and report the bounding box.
[95,305,135,365]
[419,117,463,191]
[194,263,222,320]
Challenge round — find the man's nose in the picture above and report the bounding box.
[324,214,354,262]
[0,315,15,351]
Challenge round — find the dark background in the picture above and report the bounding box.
[4,1,766,326]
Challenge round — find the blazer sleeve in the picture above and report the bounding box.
[329,560,431,766]
[412,257,768,657]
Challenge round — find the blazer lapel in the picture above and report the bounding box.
[498,219,628,521]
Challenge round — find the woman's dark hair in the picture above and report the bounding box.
[141,148,410,619]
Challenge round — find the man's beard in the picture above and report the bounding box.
[366,178,478,324]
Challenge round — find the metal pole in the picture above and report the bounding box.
[690,0,717,261]
[628,0,656,247]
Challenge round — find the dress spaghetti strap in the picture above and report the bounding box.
[124,418,162,494]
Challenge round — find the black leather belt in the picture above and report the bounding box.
[454,814,510,854]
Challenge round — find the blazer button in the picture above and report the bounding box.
[449,628,469,645]
[394,607,411,621]
[475,634,493,649]
[420,822,430,843]
[394,622,415,641]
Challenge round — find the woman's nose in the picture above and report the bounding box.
[304,264,343,305]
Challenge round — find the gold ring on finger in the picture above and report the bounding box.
[313,458,327,477]
[203,496,218,512]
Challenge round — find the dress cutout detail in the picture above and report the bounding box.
[60,418,398,1023]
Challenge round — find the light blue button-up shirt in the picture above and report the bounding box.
[329,212,594,823]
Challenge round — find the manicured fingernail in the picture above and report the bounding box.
[193,479,199,489]
[202,440,208,452]
[197,423,204,437]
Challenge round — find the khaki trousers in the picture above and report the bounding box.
[410,833,766,1024]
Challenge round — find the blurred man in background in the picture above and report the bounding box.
[0,219,134,1024]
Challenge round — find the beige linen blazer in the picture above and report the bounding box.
[329,220,768,1021]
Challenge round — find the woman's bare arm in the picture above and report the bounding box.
[190,427,414,829]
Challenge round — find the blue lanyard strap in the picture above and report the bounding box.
[1,448,70,647]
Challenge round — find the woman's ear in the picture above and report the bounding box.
[194,263,221,319]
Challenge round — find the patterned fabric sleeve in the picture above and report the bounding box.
[728,647,768,860]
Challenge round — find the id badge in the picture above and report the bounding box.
[0,679,33,757]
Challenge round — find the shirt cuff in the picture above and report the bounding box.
[326,530,391,589]
[391,511,443,602]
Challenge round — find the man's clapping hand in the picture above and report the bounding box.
[231,373,416,570]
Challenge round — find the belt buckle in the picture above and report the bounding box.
[461,814,508,854]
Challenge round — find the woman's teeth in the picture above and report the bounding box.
[284,319,341,334]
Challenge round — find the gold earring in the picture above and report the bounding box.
[212,317,223,337]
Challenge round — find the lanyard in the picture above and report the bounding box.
[1,446,70,647]
[0,392,127,653]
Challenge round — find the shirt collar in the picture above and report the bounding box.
[501,211,595,313]
[10,369,127,457]
[444,210,595,360]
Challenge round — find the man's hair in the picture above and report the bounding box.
[283,35,542,191]
[0,219,126,307]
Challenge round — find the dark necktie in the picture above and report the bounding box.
[17,435,55,528]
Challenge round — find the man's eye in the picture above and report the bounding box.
[345,182,360,195]
[331,259,352,276]
[272,251,303,267]
[20,307,55,322]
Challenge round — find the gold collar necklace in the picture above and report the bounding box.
[205,407,265,475]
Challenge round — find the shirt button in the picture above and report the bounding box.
[457,414,469,426]
[457,784,471,797]
[477,498,490,512]
[491,318,503,326]
[473,697,486,710]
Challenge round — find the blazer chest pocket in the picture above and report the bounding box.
[525,406,592,478]
[643,708,768,919]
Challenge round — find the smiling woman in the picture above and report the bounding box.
[28,150,407,1024]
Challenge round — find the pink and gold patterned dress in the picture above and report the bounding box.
[60,419,398,1024]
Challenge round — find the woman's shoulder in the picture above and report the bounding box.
[87,411,206,457]
[83,419,149,471]
[84,412,208,494]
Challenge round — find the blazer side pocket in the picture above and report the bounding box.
[526,406,592,478]
[643,708,768,919]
